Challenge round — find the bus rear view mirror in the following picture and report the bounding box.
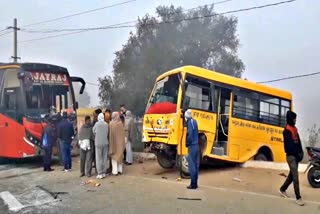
[70,76,86,94]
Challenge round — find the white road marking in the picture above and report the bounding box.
[0,191,25,212]
[125,175,320,205]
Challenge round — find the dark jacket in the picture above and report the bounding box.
[43,124,57,147]
[57,119,74,142]
[283,127,303,159]
[283,111,303,161]
[186,118,199,147]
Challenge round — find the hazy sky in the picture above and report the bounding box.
[1,0,319,136]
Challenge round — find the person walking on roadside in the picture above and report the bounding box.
[124,111,134,165]
[185,109,199,190]
[42,116,57,172]
[109,112,126,175]
[58,112,75,172]
[279,111,304,206]
[79,116,94,177]
[93,113,109,179]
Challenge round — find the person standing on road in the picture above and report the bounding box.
[58,112,75,172]
[104,109,112,174]
[42,116,57,172]
[78,116,95,177]
[279,111,304,206]
[109,112,126,175]
[92,109,102,174]
[185,109,199,190]
[124,111,134,165]
[93,113,109,179]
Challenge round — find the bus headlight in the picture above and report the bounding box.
[142,133,147,142]
[169,119,174,126]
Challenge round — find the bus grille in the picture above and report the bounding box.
[147,132,168,139]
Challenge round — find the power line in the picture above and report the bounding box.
[86,82,100,86]
[0,30,12,37]
[20,25,135,43]
[0,28,9,33]
[258,71,320,84]
[20,0,296,43]
[21,0,137,27]
[20,0,234,34]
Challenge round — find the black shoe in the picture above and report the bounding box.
[80,174,85,177]
[118,172,122,175]
[43,168,47,171]
[187,185,197,190]
[47,168,54,172]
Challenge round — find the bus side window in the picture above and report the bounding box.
[185,76,212,111]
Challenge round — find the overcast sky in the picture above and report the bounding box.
[0,0,319,137]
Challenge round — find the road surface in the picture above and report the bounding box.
[0,157,319,214]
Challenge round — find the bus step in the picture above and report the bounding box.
[212,147,225,156]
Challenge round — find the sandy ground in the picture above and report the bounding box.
[0,157,319,214]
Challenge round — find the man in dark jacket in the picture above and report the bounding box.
[185,109,199,190]
[43,116,57,172]
[58,112,75,172]
[279,111,304,206]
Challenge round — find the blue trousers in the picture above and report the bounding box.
[43,145,52,170]
[187,144,199,187]
[61,141,72,170]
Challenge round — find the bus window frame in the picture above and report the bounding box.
[179,72,291,127]
[232,87,291,127]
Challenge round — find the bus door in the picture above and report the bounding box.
[0,88,20,157]
[213,86,231,156]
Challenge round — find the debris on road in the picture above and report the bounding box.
[279,173,287,178]
[161,176,168,179]
[84,180,101,187]
[177,197,202,201]
[176,177,182,182]
[232,177,242,182]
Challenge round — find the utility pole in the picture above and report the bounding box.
[8,18,20,62]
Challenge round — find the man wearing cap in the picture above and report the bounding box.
[184,109,199,189]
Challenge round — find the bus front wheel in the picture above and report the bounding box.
[156,152,175,169]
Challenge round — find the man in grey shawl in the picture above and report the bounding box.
[78,116,94,177]
[93,113,109,179]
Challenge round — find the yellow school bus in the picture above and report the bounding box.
[142,66,292,177]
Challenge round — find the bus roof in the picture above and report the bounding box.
[156,65,292,100]
[0,62,68,74]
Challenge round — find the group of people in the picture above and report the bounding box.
[42,111,75,172]
[184,109,305,206]
[42,105,305,206]
[42,104,136,180]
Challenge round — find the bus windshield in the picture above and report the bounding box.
[145,74,180,114]
[25,72,73,114]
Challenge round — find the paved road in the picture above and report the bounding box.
[0,158,319,214]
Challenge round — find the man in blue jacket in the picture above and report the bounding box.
[58,112,75,172]
[185,109,199,189]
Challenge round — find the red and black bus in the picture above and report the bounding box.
[0,62,85,158]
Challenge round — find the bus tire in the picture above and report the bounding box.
[178,155,190,179]
[255,153,268,161]
[156,152,175,169]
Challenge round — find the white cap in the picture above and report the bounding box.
[184,109,192,119]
